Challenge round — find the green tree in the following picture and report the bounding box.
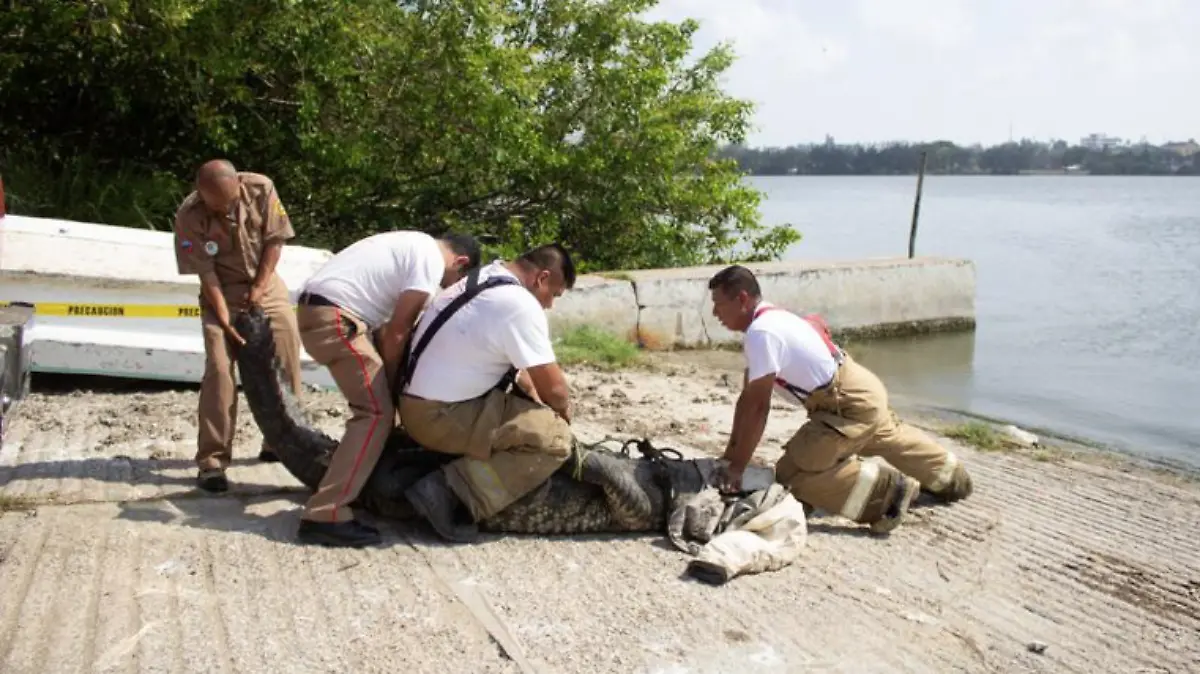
[0,0,800,272]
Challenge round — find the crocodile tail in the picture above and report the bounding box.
[232,306,335,489]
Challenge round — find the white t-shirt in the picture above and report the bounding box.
[302,230,444,330]
[743,302,840,406]
[403,260,557,402]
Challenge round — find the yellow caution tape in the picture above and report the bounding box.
[0,301,299,318]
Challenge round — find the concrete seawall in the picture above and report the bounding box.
[1,208,974,382]
[547,256,976,348]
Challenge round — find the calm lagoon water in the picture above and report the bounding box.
[750,175,1200,468]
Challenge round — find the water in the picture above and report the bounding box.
[750,175,1200,468]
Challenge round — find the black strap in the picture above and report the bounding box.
[399,266,521,393]
[297,291,338,308]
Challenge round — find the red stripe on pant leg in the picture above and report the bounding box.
[330,307,382,522]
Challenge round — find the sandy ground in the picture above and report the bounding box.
[2,353,1199,674]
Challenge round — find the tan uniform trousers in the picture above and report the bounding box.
[774,353,966,524]
[398,388,573,521]
[197,275,302,472]
[297,304,393,523]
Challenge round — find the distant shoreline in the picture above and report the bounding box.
[740,172,1200,177]
[722,140,1200,177]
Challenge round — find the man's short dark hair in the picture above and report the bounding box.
[708,264,761,298]
[439,232,482,270]
[518,242,576,289]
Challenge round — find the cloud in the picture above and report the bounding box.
[855,0,975,49]
[641,0,1200,146]
[643,0,849,142]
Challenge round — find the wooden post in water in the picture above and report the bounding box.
[908,150,927,259]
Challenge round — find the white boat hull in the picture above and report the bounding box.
[0,213,337,390]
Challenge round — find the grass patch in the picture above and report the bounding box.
[554,325,642,369]
[596,271,635,283]
[940,420,1070,463]
[0,494,43,512]
[942,421,1007,452]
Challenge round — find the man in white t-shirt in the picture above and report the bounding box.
[707,265,973,535]
[398,243,577,542]
[291,230,480,548]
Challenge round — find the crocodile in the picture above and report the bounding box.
[231,306,768,535]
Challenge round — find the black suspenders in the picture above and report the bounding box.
[398,266,522,395]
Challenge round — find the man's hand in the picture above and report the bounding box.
[200,270,246,347]
[717,461,745,494]
[378,288,432,391]
[246,282,267,307]
[525,362,572,424]
[720,372,776,487]
[514,369,544,404]
[222,322,247,347]
[377,330,405,391]
[250,240,284,304]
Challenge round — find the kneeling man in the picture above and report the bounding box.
[399,244,577,541]
[708,265,972,534]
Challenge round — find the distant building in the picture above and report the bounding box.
[1080,133,1123,151]
[1162,140,1200,157]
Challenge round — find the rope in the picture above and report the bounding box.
[570,436,697,530]
[575,436,685,463]
[627,438,684,463]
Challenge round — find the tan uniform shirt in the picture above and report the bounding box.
[173,172,295,301]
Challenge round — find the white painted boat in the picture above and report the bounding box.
[0,211,338,389]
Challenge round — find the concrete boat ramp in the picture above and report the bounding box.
[2,364,1199,673]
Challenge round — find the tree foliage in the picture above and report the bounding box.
[0,0,800,271]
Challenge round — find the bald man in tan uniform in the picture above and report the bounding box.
[173,159,303,492]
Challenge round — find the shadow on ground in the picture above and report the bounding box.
[29,371,201,395]
[0,456,290,492]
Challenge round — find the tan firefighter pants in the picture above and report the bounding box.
[398,389,573,520]
[774,353,969,524]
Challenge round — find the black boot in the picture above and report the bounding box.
[296,518,382,548]
[405,470,480,543]
[197,469,229,493]
[258,448,281,463]
[869,474,920,535]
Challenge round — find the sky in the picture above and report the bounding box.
[642,0,1199,148]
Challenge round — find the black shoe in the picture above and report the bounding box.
[258,448,281,463]
[197,469,228,493]
[296,518,382,548]
[404,471,480,543]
